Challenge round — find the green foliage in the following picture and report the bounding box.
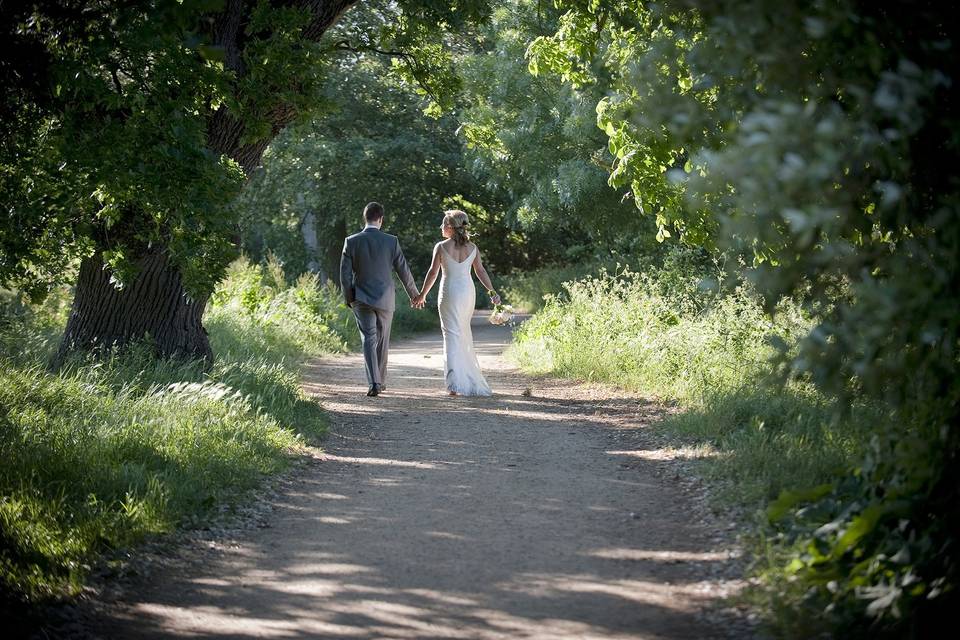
[510,257,871,510]
[208,256,356,358]
[499,262,603,311]
[1,0,496,302]
[238,0,659,288]
[1,1,246,298]
[457,0,658,259]
[511,254,806,400]
[531,0,960,633]
[236,1,513,279]
[0,257,348,605]
[378,0,493,113]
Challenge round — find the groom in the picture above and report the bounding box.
[340,202,423,397]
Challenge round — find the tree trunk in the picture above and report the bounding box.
[326,216,347,288]
[301,208,327,282]
[56,251,212,364]
[55,0,359,363]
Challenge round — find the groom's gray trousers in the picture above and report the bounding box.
[352,302,393,386]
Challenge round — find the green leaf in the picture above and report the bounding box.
[767,484,834,522]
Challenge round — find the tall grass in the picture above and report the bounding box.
[499,262,606,312]
[0,257,375,607]
[510,262,873,509]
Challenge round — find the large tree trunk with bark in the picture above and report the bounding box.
[56,0,359,363]
[204,0,359,173]
[56,251,211,364]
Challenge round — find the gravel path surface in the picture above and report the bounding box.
[80,314,752,639]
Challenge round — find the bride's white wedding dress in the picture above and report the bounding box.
[438,245,492,396]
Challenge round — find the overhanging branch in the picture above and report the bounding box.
[331,39,444,109]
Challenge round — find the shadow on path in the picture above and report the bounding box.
[91,314,744,639]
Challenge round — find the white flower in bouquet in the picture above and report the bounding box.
[488,302,515,326]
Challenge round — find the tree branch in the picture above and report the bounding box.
[205,0,360,172]
[331,39,444,109]
[332,39,416,61]
[110,67,123,94]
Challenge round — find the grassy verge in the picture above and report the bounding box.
[509,263,873,511]
[0,257,387,609]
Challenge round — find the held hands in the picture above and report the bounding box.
[411,294,426,309]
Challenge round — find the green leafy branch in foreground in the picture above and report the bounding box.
[525,1,959,634]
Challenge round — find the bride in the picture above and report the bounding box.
[413,210,500,396]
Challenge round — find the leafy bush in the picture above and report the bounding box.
[208,256,357,359]
[208,255,438,352]
[512,261,804,396]
[528,1,960,634]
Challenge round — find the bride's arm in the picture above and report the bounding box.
[415,243,443,306]
[472,248,501,305]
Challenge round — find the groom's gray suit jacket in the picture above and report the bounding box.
[339,227,418,312]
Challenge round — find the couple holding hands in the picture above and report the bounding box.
[340,202,500,397]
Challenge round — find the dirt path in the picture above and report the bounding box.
[88,315,749,639]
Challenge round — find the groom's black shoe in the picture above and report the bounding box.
[367,383,381,397]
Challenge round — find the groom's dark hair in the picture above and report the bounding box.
[363,202,384,223]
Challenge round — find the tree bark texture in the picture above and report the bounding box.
[301,208,326,281]
[57,251,212,364]
[59,0,358,362]
[207,0,359,173]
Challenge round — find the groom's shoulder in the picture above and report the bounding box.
[344,230,372,246]
[378,231,400,246]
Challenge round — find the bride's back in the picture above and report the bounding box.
[439,239,477,265]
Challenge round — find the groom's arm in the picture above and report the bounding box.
[339,238,355,307]
[392,239,420,301]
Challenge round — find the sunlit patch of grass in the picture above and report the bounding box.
[0,357,313,602]
[510,265,872,511]
[0,257,365,605]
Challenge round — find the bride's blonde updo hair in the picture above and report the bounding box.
[443,209,470,246]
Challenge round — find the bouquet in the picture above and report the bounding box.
[488,302,515,325]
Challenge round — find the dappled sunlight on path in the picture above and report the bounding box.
[93,313,747,639]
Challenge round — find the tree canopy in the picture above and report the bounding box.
[1,0,493,359]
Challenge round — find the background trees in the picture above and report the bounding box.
[235,50,490,282]
[2,0,956,634]
[236,0,656,291]
[1,0,491,361]
[528,0,958,634]
[457,0,659,263]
